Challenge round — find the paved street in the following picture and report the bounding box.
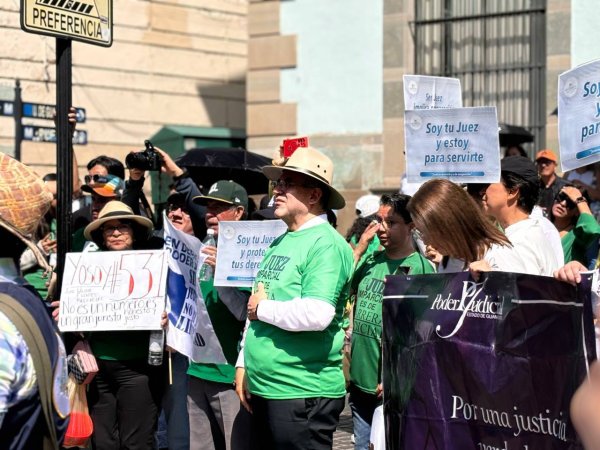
[332,401,354,449]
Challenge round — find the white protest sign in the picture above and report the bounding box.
[404,106,500,183]
[214,220,288,287]
[163,215,226,364]
[403,75,462,110]
[58,250,168,332]
[558,59,600,171]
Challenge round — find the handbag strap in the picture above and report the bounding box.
[0,293,59,450]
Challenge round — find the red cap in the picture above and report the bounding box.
[535,149,557,163]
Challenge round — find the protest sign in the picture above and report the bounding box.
[404,106,500,183]
[163,215,226,364]
[559,59,600,171]
[403,75,462,111]
[58,250,168,332]
[214,220,287,287]
[382,271,595,450]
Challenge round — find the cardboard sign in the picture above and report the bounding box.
[403,75,463,110]
[382,271,595,449]
[58,250,168,332]
[559,59,600,171]
[404,106,500,183]
[214,220,288,287]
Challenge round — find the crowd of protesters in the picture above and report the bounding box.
[1,136,600,450]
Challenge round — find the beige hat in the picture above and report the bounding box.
[262,146,345,209]
[84,201,154,244]
[0,153,52,269]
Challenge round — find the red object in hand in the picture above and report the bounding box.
[282,137,309,157]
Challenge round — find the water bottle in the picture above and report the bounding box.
[199,229,216,281]
[148,330,164,366]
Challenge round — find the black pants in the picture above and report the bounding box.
[250,395,345,450]
[88,359,164,450]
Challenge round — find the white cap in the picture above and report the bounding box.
[355,194,380,218]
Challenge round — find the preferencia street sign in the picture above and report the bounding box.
[20,0,113,47]
[22,125,87,145]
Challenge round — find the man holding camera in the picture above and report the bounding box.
[236,147,354,450]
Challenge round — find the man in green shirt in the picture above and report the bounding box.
[188,180,253,450]
[348,193,435,450]
[236,147,354,450]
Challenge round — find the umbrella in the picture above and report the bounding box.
[175,147,272,195]
[498,123,534,147]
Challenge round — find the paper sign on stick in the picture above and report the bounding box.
[404,106,500,184]
[403,75,463,111]
[214,220,288,287]
[58,250,168,332]
[558,59,600,171]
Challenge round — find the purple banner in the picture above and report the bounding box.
[382,271,595,450]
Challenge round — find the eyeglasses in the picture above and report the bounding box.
[536,159,554,166]
[102,223,132,234]
[166,203,189,215]
[271,179,316,191]
[85,174,109,185]
[554,191,576,209]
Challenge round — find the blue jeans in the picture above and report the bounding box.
[348,384,380,450]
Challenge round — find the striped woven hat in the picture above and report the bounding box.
[0,153,52,268]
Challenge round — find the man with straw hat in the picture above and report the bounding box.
[0,153,70,448]
[235,146,354,450]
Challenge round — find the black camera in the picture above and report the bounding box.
[125,140,162,171]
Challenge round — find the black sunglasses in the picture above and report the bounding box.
[84,174,109,185]
[554,191,576,210]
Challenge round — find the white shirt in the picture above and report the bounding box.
[486,218,561,276]
[530,206,564,265]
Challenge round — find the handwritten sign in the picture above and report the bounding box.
[403,75,462,110]
[404,106,500,183]
[214,220,288,287]
[558,59,600,171]
[58,250,168,332]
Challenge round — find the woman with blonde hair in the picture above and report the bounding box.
[407,178,519,272]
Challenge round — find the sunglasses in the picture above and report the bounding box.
[554,191,576,210]
[85,174,109,185]
[166,203,189,214]
[102,223,132,234]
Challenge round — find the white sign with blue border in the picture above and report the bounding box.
[404,106,500,183]
[558,59,600,172]
[215,220,287,288]
[403,75,463,111]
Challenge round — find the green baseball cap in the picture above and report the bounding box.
[192,180,248,210]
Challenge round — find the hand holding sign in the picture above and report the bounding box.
[248,282,267,321]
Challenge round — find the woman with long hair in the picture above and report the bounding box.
[407,178,514,272]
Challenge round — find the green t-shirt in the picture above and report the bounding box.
[350,251,435,394]
[188,280,248,384]
[561,213,600,264]
[245,222,354,399]
[350,234,381,268]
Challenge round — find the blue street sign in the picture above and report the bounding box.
[0,101,14,116]
[0,101,86,123]
[22,125,87,145]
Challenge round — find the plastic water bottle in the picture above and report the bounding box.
[199,229,216,281]
[148,330,164,366]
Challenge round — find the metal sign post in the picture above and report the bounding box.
[14,80,22,161]
[55,38,72,295]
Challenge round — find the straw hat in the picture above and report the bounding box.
[262,146,346,209]
[84,201,154,244]
[0,153,52,269]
